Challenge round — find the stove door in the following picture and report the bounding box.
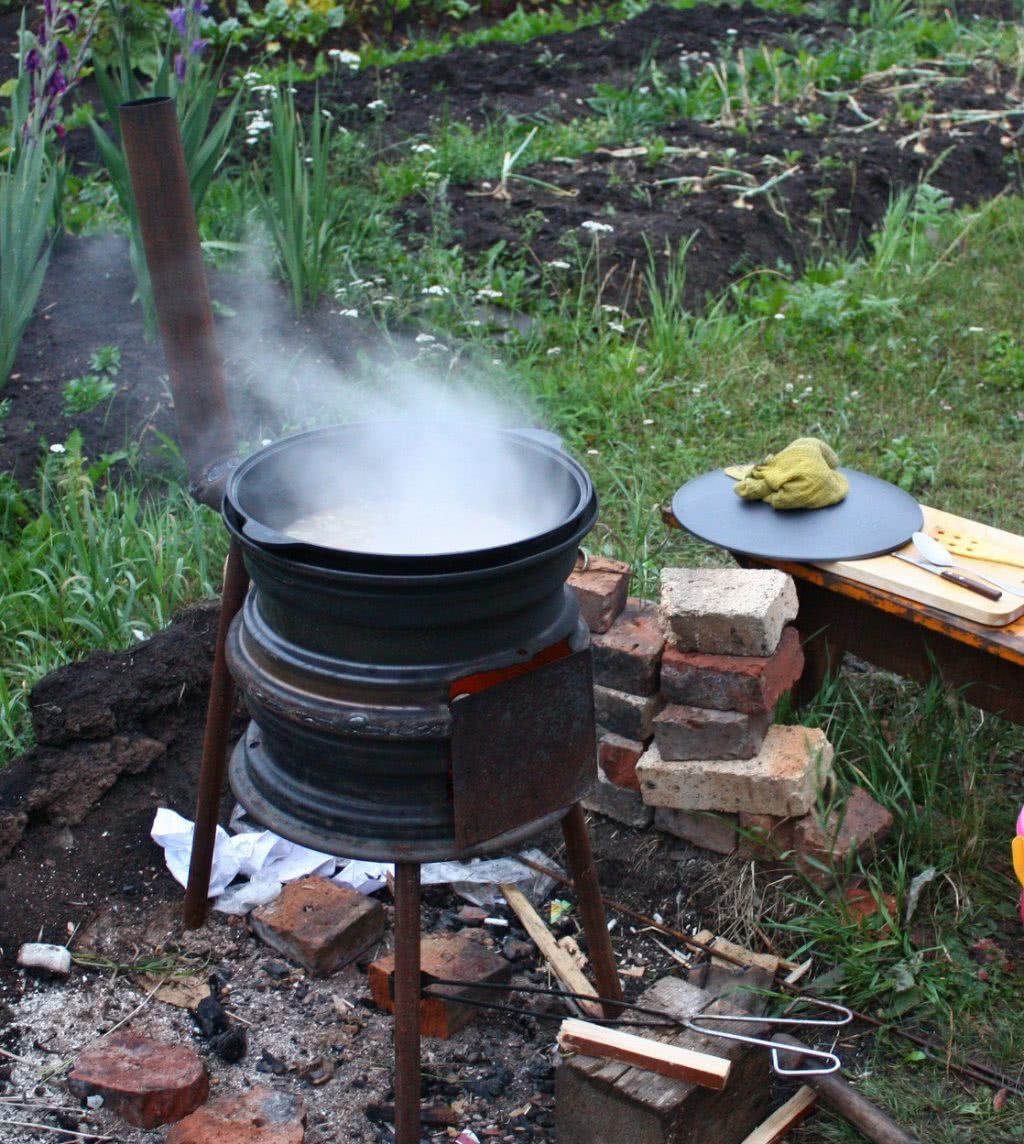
[450,649,596,850]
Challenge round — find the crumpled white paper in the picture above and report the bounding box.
[150,808,335,913]
[151,808,558,914]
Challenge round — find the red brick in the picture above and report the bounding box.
[661,626,805,714]
[568,556,631,634]
[368,931,512,1038]
[67,1031,208,1128]
[793,787,894,884]
[591,598,665,695]
[166,1087,305,1143]
[249,876,385,978]
[598,732,646,790]
[653,704,771,761]
[736,812,797,860]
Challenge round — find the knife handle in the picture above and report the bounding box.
[939,570,1002,600]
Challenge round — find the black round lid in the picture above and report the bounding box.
[671,468,923,562]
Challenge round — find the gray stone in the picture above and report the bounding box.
[659,568,798,656]
[653,704,772,761]
[654,807,738,855]
[593,685,664,742]
[581,769,654,828]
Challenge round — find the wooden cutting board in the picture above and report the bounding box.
[814,505,1024,626]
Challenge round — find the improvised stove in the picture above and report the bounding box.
[198,422,623,1144]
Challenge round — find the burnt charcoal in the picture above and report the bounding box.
[192,994,228,1037]
[257,1048,287,1075]
[209,1025,247,1063]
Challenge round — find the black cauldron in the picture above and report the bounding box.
[223,422,599,861]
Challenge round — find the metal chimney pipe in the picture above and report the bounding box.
[119,96,234,505]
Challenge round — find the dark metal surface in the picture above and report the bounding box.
[184,541,250,928]
[223,422,597,574]
[119,97,234,499]
[392,863,422,1144]
[451,651,595,850]
[671,468,923,561]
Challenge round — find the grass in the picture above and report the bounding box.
[3,0,1024,1139]
[0,435,226,756]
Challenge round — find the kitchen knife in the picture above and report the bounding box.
[912,531,1024,596]
[891,552,1002,600]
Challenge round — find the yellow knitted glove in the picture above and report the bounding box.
[729,437,849,510]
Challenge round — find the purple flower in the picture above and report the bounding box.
[192,0,209,12]
[169,6,188,37]
[54,122,66,141]
[189,37,208,56]
[44,0,54,19]
[55,40,69,64]
[25,48,41,72]
[173,52,186,82]
[63,11,77,33]
[46,68,67,96]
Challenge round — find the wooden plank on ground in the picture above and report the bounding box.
[558,1018,732,1090]
[740,1086,818,1144]
[499,882,602,1018]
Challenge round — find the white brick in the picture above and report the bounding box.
[659,568,798,656]
[636,725,833,817]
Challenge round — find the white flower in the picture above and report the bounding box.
[321,108,333,120]
[261,439,273,446]
[49,443,66,454]
[475,288,503,300]
[643,418,655,426]
[338,309,358,318]
[366,99,387,111]
[421,285,449,296]
[608,322,626,333]
[546,259,571,270]
[329,49,361,69]
[774,312,785,320]
[546,347,563,356]
[581,220,614,234]
[132,628,147,642]
[967,326,985,333]
[412,143,436,154]
[415,333,436,344]
[601,304,621,313]
[586,448,600,455]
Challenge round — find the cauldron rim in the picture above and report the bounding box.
[222,421,598,576]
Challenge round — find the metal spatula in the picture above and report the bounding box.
[913,532,1024,597]
[929,526,1024,571]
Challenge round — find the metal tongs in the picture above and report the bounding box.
[685,997,853,1077]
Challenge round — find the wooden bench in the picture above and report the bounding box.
[733,555,1024,723]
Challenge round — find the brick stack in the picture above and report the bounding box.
[569,557,664,829]
[570,561,892,872]
[637,567,826,856]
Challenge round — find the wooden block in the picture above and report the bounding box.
[558,1018,731,1089]
[367,931,511,1039]
[693,931,781,977]
[740,1086,818,1144]
[500,883,602,1017]
[556,976,773,1144]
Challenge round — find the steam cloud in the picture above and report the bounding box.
[217,263,571,556]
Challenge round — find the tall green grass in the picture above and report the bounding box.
[0,435,226,760]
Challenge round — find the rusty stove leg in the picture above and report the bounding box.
[393,862,423,1144]
[561,803,624,1016]
[183,540,250,929]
